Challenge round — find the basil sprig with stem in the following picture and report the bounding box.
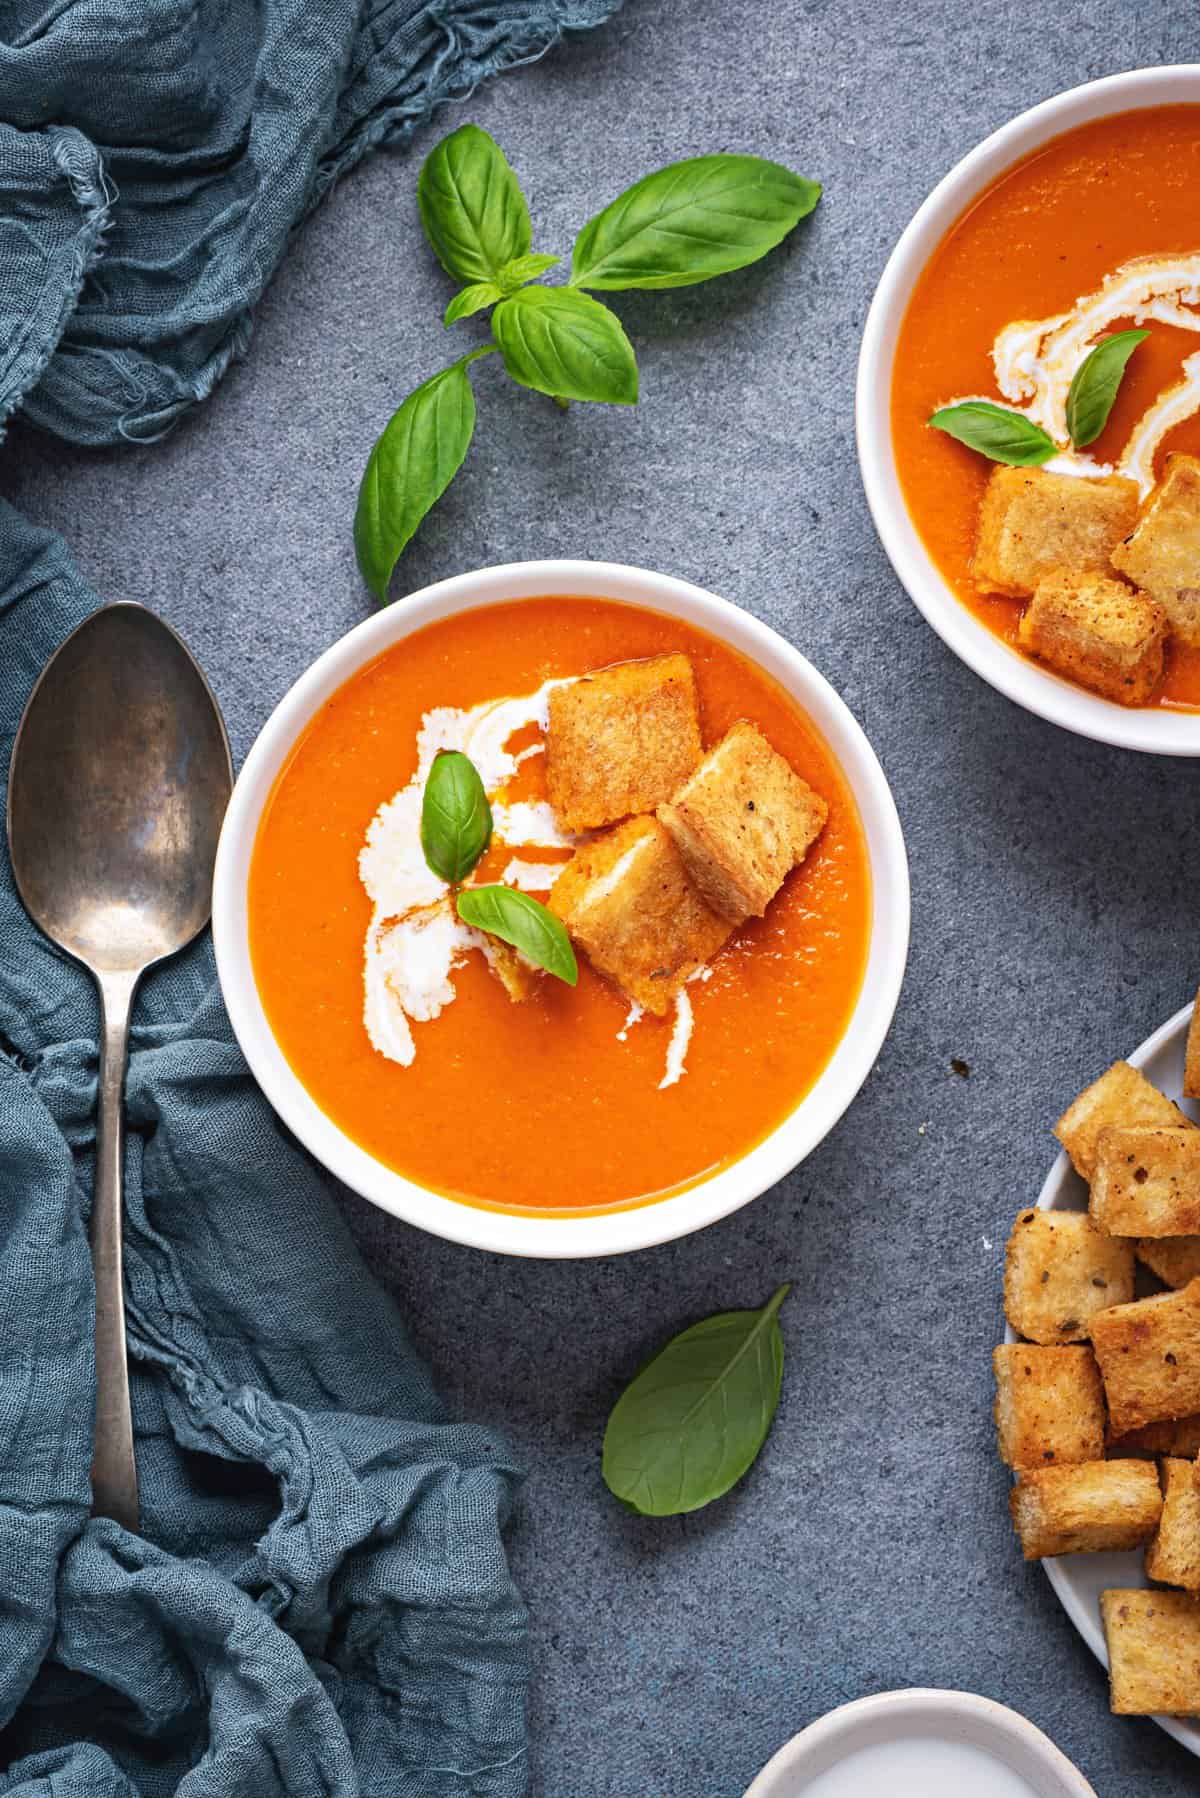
[929,401,1057,467]
[602,1284,791,1517]
[355,125,821,600]
[419,749,576,984]
[1065,329,1149,448]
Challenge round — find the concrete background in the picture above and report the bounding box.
[5,2,1198,1791]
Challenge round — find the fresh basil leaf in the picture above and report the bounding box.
[421,751,493,884]
[417,124,532,285]
[1066,329,1150,449]
[492,287,638,405]
[570,154,820,292]
[456,885,578,984]
[929,401,1057,467]
[602,1285,791,1517]
[498,251,561,292]
[354,359,479,602]
[444,282,503,326]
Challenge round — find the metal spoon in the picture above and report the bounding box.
[6,603,232,1531]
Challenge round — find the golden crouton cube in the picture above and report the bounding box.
[1004,1208,1134,1344]
[1018,570,1166,706]
[1091,1128,1200,1237]
[1010,1460,1161,1560]
[1090,1280,1200,1436]
[1137,1238,1200,1291]
[1055,1060,1190,1180]
[1145,1458,1200,1589]
[1187,988,1200,1102]
[1101,1588,1200,1715]
[1108,1414,1200,1459]
[974,466,1140,598]
[658,721,828,923]
[993,1344,1106,1470]
[549,815,731,1016]
[1111,453,1200,646]
[545,655,702,833]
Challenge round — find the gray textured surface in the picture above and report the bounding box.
[5,3,1198,1792]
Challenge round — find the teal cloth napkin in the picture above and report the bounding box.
[0,0,620,1791]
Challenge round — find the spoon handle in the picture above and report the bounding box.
[91,970,140,1531]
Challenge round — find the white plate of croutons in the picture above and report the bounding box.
[998,995,1200,1753]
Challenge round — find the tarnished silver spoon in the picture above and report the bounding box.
[7,603,232,1530]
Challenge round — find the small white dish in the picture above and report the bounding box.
[744,1688,1095,1797]
[1011,1002,1200,1759]
[212,559,909,1258]
[856,64,1200,756]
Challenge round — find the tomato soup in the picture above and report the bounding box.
[248,598,870,1214]
[892,105,1200,709]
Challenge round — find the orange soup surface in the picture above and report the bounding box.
[249,598,871,1214]
[892,104,1200,709]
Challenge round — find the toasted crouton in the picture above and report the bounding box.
[1055,1061,1191,1180]
[1137,1238,1200,1291]
[993,1344,1106,1470]
[973,466,1140,598]
[545,655,702,833]
[1187,988,1200,1101]
[1010,1460,1161,1560]
[1018,570,1166,705]
[1111,453,1200,646]
[549,816,731,1016]
[1108,1414,1200,1459]
[1145,1458,1200,1589]
[480,937,539,1003]
[1101,1588,1200,1715]
[1004,1208,1134,1344]
[1091,1128,1200,1237]
[657,721,827,923]
[1090,1280,1200,1435]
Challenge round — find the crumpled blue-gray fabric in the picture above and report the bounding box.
[0,0,620,444]
[0,0,621,1791]
[0,504,531,1796]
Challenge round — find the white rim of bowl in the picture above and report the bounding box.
[212,559,910,1258]
[856,63,1200,757]
[743,1688,1096,1797]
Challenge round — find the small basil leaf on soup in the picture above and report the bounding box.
[570,154,821,292]
[1065,329,1150,449]
[497,251,561,293]
[421,751,493,884]
[353,357,480,602]
[492,286,638,405]
[417,123,532,285]
[602,1284,791,1517]
[444,282,503,327]
[929,401,1057,467]
[456,885,578,985]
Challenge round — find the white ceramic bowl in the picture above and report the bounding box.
[744,1689,1096,1797]
[212,560,909,1258]
[1012,1002,1200,1760]
[857,64,1200,757]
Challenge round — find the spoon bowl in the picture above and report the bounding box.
[7,602,232,1528]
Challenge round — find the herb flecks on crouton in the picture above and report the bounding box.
[1009,1460,1161,1560]
[546,654,702,834]
[973,466,1140,598]
[1091,1127,1200,1237]
[1112,453,1200,647]
[1018,570,1166,706]
[1089,1279,1200,1436]
[993,1344,1106,1470]
[1004,1208,1133,1344]
[1054,1060,1191,1181]
[549,816,731,1016]
[1101,1588,1200,1715]
[658,720,827,924]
